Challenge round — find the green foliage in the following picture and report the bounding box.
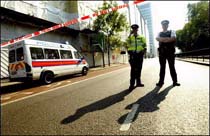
[92,1,129,49]
[109,35,124,49]
[65,1,78,13]
[176,1,209,52]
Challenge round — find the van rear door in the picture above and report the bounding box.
[9,47,27,79]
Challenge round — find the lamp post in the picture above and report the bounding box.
[107,29,111,66]
[107,30,111,66]
[102,34,105,68]
[99,30,107,68]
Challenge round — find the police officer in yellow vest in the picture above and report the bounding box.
[126,24,147,91]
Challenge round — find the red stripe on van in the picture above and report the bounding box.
[32,60,79,67]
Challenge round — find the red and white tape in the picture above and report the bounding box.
[1,0,145,47]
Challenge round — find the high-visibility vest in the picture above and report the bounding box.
[126,35,146,52]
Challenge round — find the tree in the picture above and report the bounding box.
[92,1,129,38]
[176,1,209,52]
[109,35,125,49]
[92,1,129,65]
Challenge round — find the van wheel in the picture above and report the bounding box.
[42,72,54,84]
[82,67,88,76]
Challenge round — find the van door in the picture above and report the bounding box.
[59,49,76,75]
[9,47,27,79]
[73,51,83,72]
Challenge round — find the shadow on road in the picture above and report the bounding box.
[118,85,174,124]
[0,74,82,95]
[61,88,132,124]
[0,81,40,94]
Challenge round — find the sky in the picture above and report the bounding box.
[150,1,199,34]
[143,1,200,50]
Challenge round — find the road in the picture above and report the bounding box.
[1,58,209,135]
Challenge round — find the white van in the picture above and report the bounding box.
[8,39,89,84]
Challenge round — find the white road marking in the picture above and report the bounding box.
[44,82,62,87]
[1,96,11,100]
[120,104,139,131]
[45,84,52,87]
[1,67,129,106]
[6,92,19,97]
[67,81,71,83]
[21,92,34,95]
[51,82,62,87]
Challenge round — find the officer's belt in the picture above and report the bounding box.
[128,50,143,54]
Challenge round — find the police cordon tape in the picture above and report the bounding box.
[1,0,145,47]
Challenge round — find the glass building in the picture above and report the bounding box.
[137,2,156,57]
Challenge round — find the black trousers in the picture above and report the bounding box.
[158,53,177,84]
[129,52,144,87]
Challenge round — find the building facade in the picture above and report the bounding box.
[123,1,150,57]
[0,1,148,78]
[137,2,156,57]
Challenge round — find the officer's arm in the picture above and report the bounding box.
[156,32,167,42]
[142,37,147,48]
[166,31,176,42]
[125,37,130,49]
[156,37,176,43]
[156,37,165,42]
[142,37,147,53]
[165,37,176,42]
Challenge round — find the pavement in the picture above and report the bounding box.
[176,57,209,66]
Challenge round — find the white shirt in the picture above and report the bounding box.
[156,30,176,38]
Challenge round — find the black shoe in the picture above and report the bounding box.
[173,82,180,87]
[156,82,164,87]
[136,83,144,87]
[128,86,135,91]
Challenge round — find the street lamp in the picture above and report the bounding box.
[107,29,111,66]
[99,30,106,67]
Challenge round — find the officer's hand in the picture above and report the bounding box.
[143,48,147,54]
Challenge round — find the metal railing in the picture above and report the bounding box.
[175,48,210,63]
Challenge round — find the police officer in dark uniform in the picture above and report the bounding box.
[126,24,147,91]
[156,20,180,87]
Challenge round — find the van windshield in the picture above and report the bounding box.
[74,51,82,59]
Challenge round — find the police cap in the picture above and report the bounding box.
[161,20,169,25]
[131,24,139,29]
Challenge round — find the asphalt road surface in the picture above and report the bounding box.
[1,58,209,135]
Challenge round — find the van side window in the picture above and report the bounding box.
[60,50,73,59]
[9,50,16,63]
[74,51,82,59]
[44,49,59,59]
[16,47,24,61]
[30,47,44,60]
